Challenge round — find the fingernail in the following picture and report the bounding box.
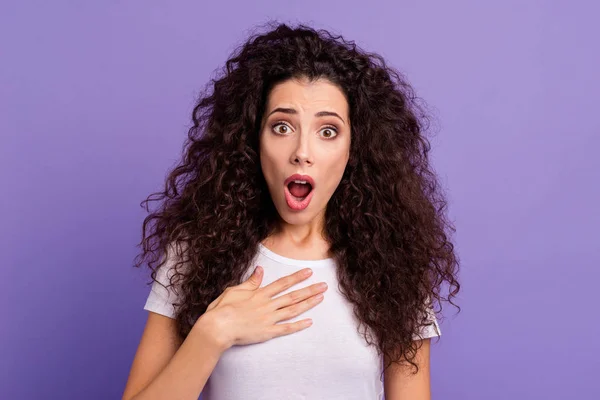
[255,266,262,274]
[304,268,313,276]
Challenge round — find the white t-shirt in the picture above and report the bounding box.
[144,243,441,400]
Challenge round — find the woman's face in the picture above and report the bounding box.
[259,76,351,227]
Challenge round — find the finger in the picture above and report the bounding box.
[238,266,264,290]
[273,292,325,322]
[270,282,328,310]
[206,289,227,311]
[259,268,312,298]
[267,318,313,339]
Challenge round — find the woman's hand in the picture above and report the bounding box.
[195,266,328,350]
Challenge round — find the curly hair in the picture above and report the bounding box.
[134,21,460,375]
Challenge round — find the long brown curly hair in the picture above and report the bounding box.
[134,21,460,374]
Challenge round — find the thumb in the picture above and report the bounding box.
[242,266,263,289]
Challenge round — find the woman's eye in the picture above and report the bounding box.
[320,127,338,139]
[272,123,291,135]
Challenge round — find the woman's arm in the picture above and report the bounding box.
[123,266,327,399]
[122,312,226,400]
[384,338,432,400]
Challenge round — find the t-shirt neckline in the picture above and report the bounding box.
[258,243,336,267]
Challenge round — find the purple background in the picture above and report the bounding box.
[2,1,598,399]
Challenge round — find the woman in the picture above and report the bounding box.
[123,22,460,400]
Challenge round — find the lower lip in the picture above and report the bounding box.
[284,185,314,211]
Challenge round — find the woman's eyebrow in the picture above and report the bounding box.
[267,107,345,125]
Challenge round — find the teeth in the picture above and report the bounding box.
[293,180,308,184]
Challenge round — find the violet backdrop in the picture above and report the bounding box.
[1,1,598,399]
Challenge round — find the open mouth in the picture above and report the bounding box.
[284,180,314,211]
[287,180,313,200]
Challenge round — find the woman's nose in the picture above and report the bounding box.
[291,135,313,165]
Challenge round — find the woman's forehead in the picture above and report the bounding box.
[265,78,349,117]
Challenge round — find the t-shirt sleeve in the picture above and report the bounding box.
[411,301,442,341]
[143,244,183,319]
